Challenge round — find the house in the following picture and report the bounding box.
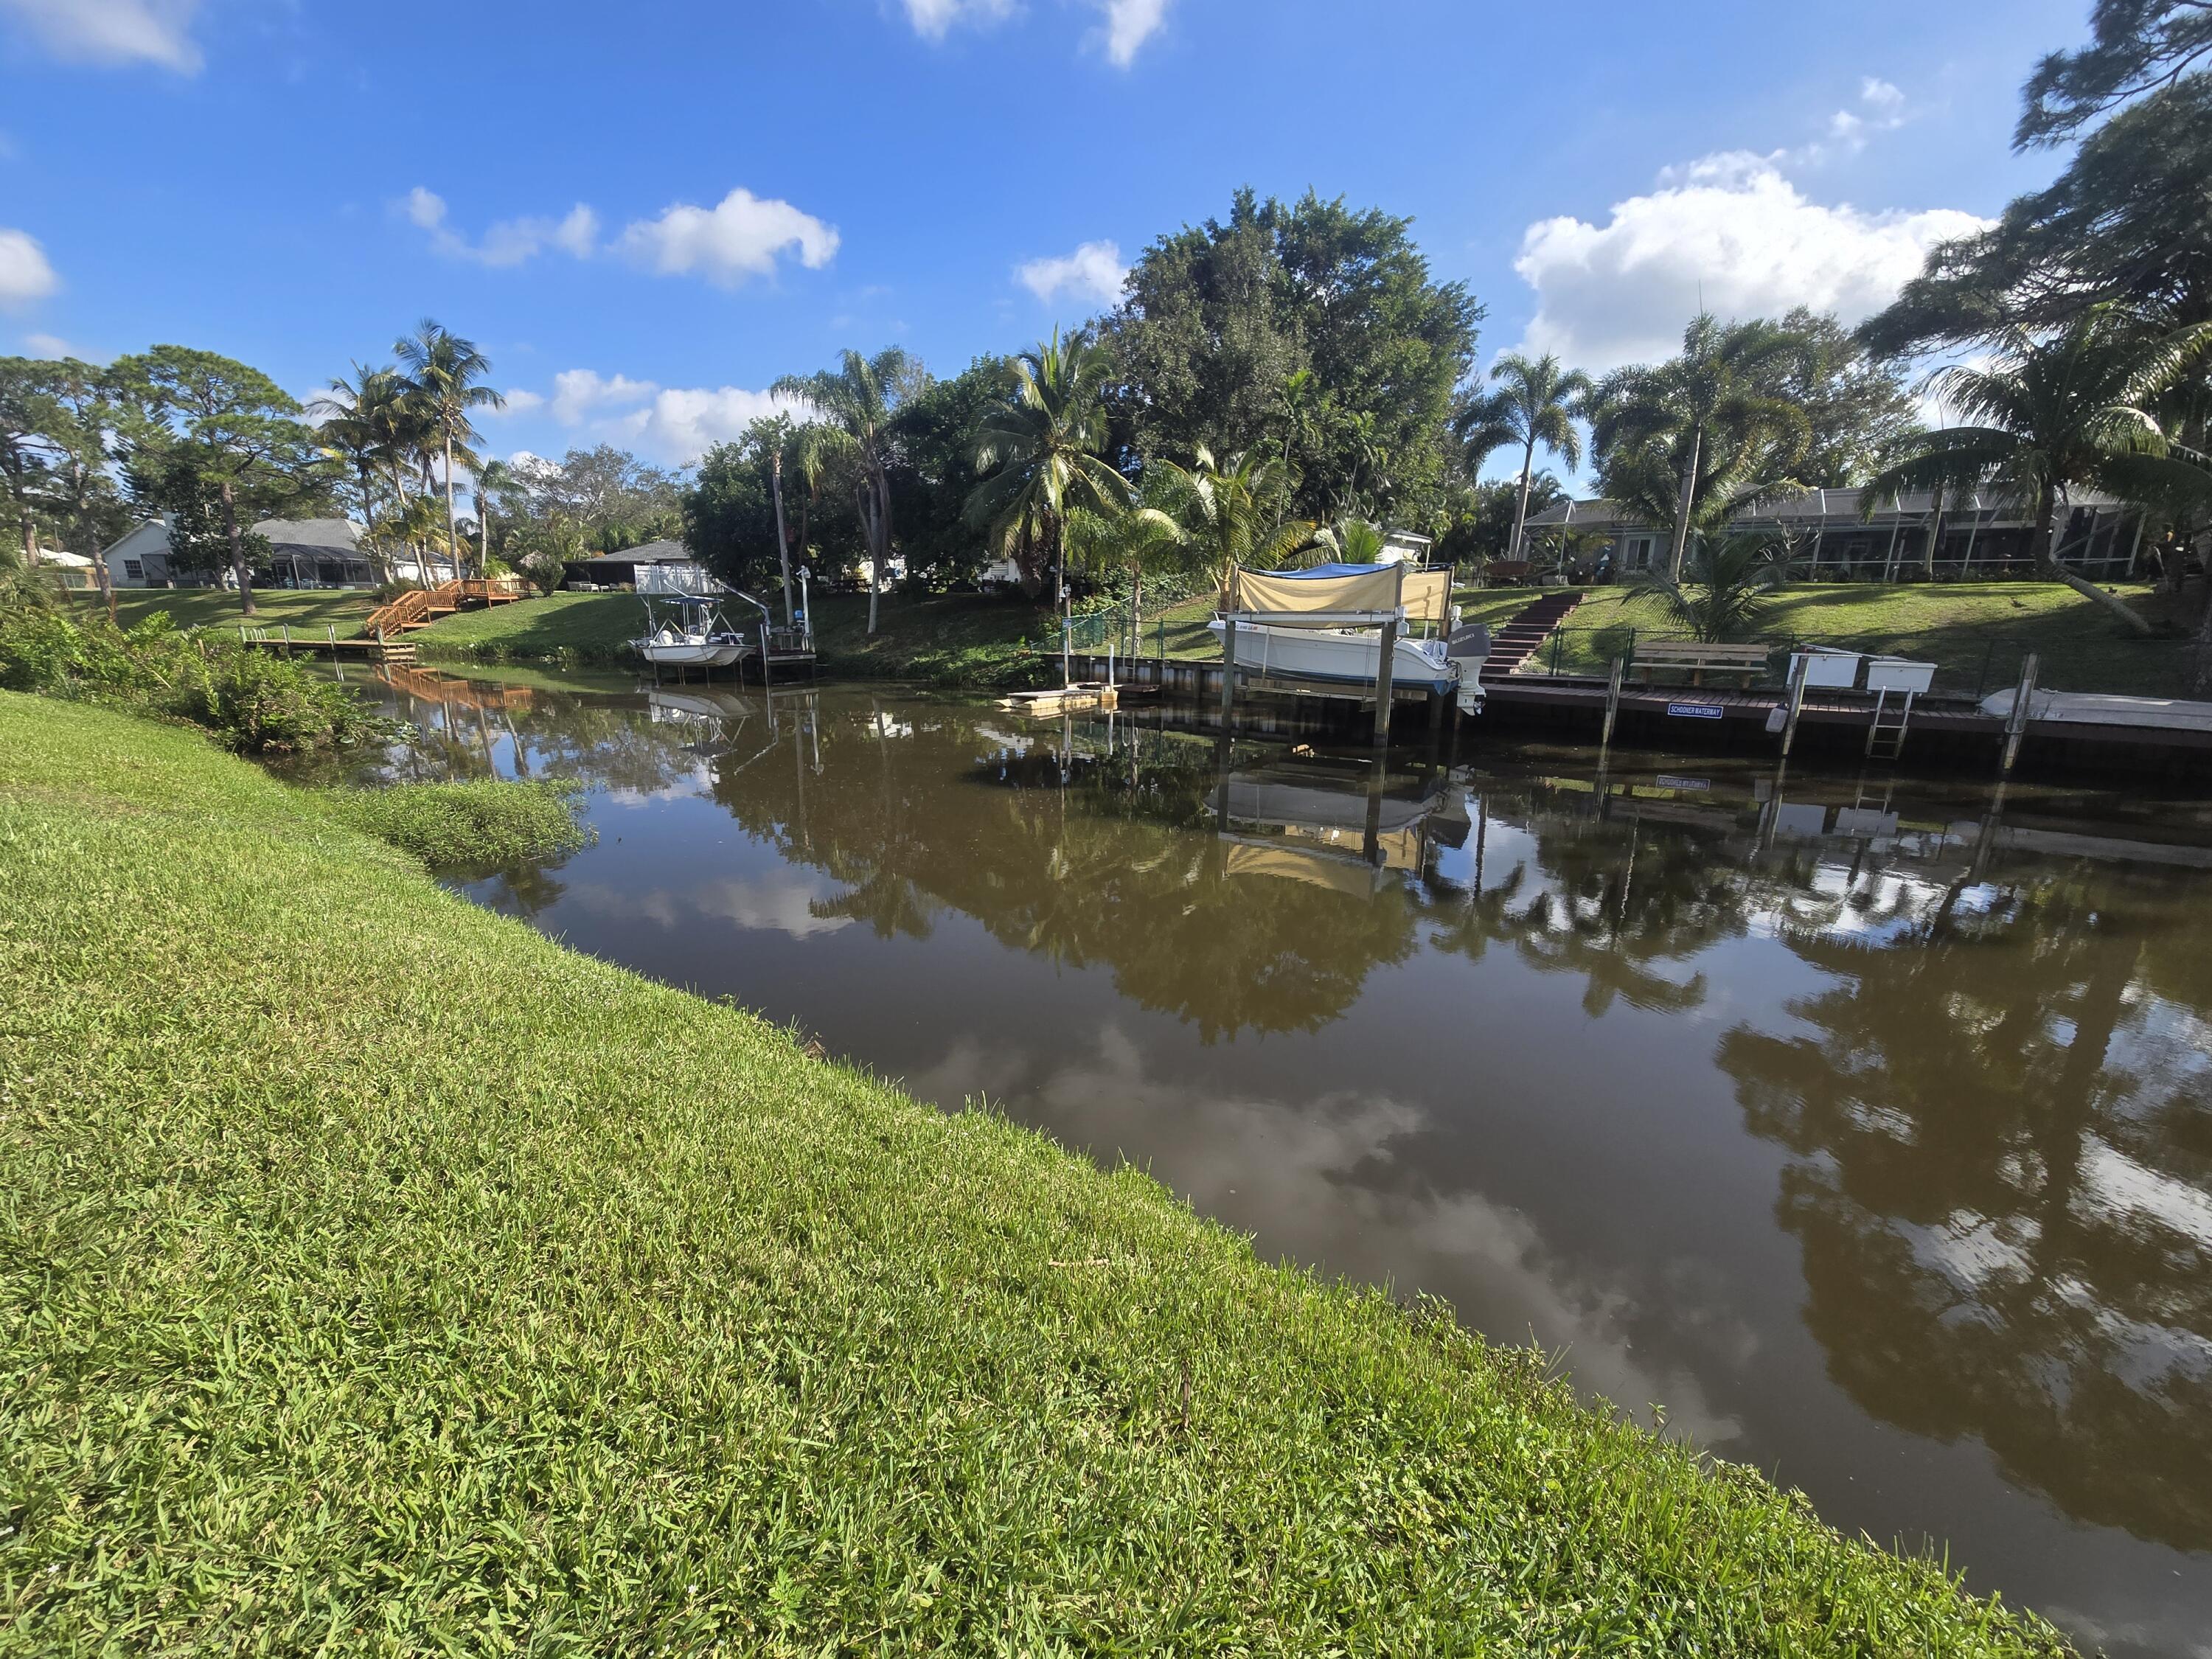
[560,538,696,589]
[102,517,454,589]
[1522,488,2144,581]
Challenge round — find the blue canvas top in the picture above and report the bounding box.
[1277,561,1393,580]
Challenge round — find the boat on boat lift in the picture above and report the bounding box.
[1207,560,1491,715]
[630,564,774,671]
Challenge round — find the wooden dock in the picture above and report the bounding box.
[1001,682,1120,717]
[239,624,417,664]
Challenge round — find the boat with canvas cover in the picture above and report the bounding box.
[1208,560,1489,713]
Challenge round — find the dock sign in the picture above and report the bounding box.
[1667,702,1725,720]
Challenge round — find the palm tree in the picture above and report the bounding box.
[1864,305,2212,637]
[1455,352,1593,563]
[1307,515,1386,566]
[1147,446,1315,587]
[773,348,913,636]
[474,456,519,574]
[395,320,504,580]
[310,361,405,584]
[1590,315,1812,580]
[1064,473,1183,646]
[964,328,1129,610]
[1630,530,1801,643]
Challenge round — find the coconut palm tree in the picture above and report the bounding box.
[395,320,504,580]
[1590,315,1812,580]
[773,348,913,636]
[310,361,406,583]
[1148,447,1315,587]
[473,456,520,574]
[1455,352,1593,563]
[1863,305,2212,636]
[963,329,1128,609]
[1630,529,1801,643]
[1064,473,1184,645]
[1307,515,1387,566]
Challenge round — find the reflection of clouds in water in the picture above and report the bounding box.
[908,1023,1745,1448]
[565,874,853,939]
[602,771,711,807]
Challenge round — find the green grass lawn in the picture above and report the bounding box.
[77,586,378,639]
[0,691,2069,1655]
[1470,581,2189,697]
[412,577,2197,698]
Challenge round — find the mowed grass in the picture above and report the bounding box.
[0,693,2070,1655]
[79,587,378,639]
[1447,581,2191,696]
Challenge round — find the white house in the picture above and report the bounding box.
[102,517,455,589]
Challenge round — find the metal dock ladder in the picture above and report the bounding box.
[1865,689,1916,760]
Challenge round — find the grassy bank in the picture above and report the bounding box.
[0,692,2067,1654]
[80,587,377,638]
[318,778,591,867]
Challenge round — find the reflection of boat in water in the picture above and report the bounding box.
[647,687,758,724]
[1212,759,1466,881]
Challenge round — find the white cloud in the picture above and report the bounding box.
[402,187,600,268]
[612,386,813,465]
[1015,239,1127,306]
[900,0,1018,41]
[0,0,202,72]
[615,189,839,288]
[549,369,658,426]
[0,227,59,308]
[488,387,546,417]
[22,330,93,359]
[1513,156,1988,373]
[1091,0,1169,66]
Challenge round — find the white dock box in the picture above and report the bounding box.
[1789,647,1862,689]
[1863,656,1935,694]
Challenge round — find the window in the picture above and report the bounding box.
[123,559,144,580]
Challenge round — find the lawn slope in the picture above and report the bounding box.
[0,694,2067,1652]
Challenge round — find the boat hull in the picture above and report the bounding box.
[1207,620,1461,695]
[636,639,745,667]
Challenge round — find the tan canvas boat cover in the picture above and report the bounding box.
[1224,564,1448,627]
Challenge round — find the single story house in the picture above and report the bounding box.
[1523,488,2144,581]
[560,539,696,589]
[103,517,455,589]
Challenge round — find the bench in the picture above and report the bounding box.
[1630,641,1770,687]
[1481,560,1534,587]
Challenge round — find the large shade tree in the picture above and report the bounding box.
[1453,352,1590,563]
[964,329,1128,603]
[0,358,65,567]
[1862,305,2212,638]
[773,348,916,636]
[108,346,330,616]
[395,319,503,579]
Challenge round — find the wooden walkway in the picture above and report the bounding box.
[239,625,416,664]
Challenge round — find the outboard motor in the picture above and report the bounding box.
[1445,623,1491,717]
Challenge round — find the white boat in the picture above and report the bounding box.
[636,625,744,667]
[1208,619,1487,714]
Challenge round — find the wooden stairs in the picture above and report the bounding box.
[1481,590,1585,680]
[364,577,526,639]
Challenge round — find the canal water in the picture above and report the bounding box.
[292,670,2212,1657]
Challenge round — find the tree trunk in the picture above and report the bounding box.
[2194,542,2212,692]
[15,499,38,568]
[1921,486,1943,578]
[2035,487,2155,636]
[219,477,257,617]
[858,476,881,637]
[1666,426,1701,582]
[771,450,794,625]
[479,495,490,578]
[441,433,462,582]
[1509,435,1536,560]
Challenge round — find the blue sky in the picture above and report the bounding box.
[0,0,2088,474]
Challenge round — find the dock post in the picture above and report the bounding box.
[1778,654,1810,757]
[1601,656,1625,750]
[1218,614,1238,727]
[2000,653,2039,776]
[1372,616,1399,744]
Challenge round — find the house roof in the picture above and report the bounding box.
[251,517,362,554]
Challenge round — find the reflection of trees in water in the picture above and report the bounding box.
[1717,872,2212,1551]
[707,711,1421,1040]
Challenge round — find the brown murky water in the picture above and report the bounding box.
[296,672,2212,1657]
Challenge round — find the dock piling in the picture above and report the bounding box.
[2000,653,2039,776]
